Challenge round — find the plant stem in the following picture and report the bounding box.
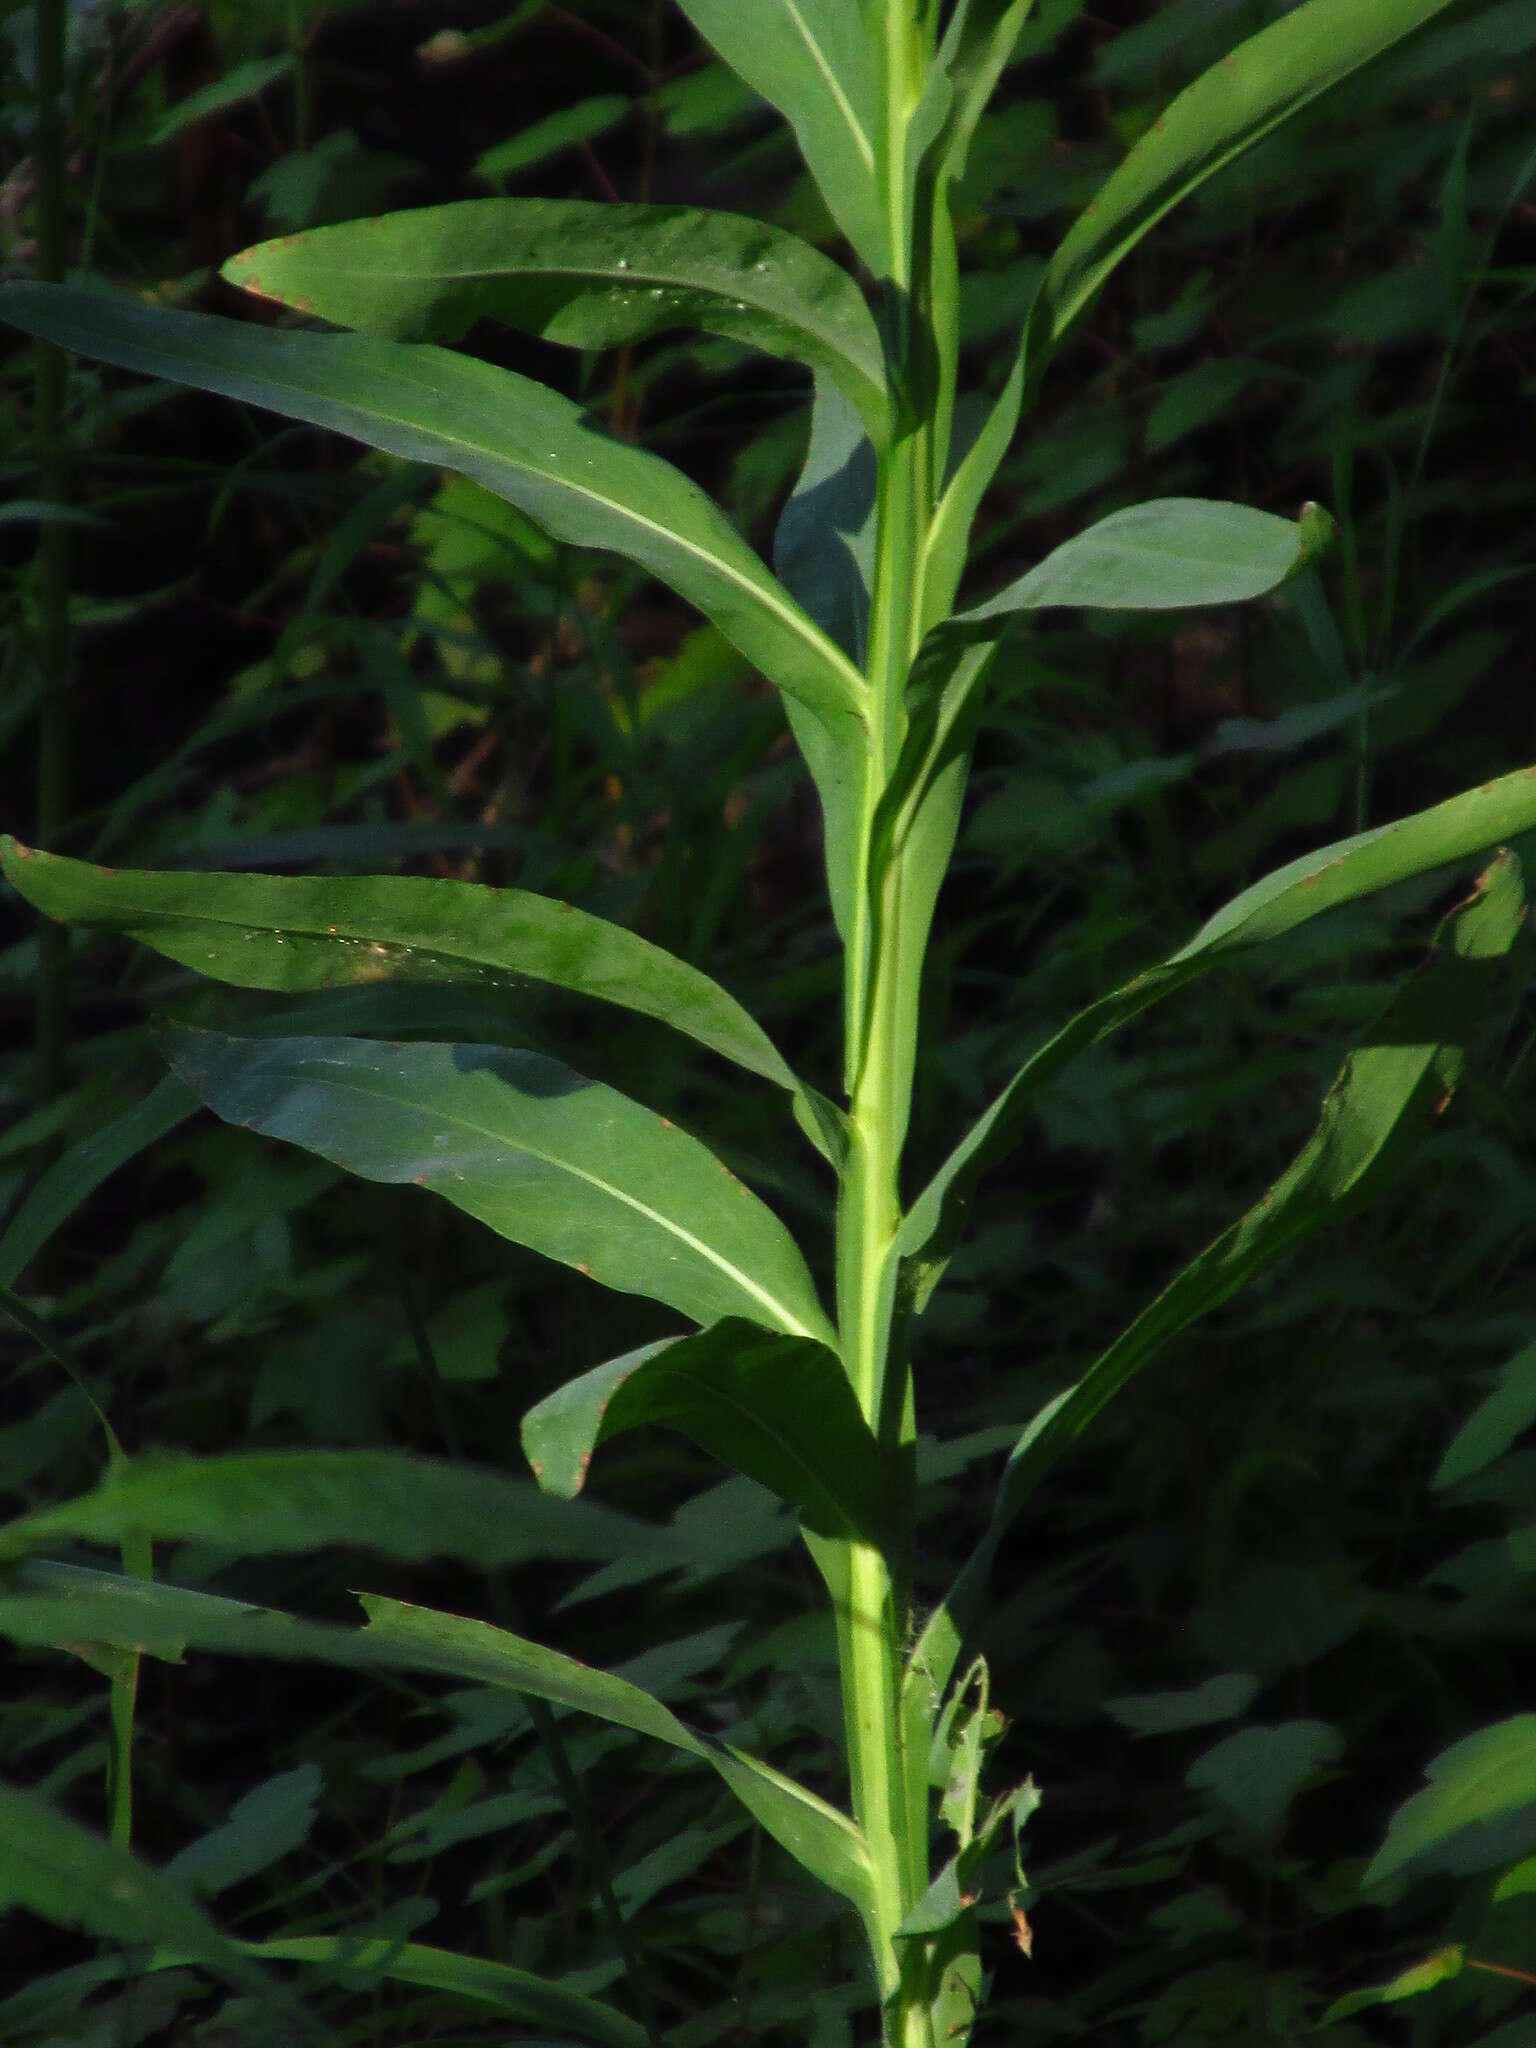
[834,9,941,2041]
[33,0,72,1100]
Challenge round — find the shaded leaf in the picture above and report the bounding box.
[166,1766,322,1898]
[161,1028,834,1341]
[1186,1721,1343,1838]
[1433,1337,1536,1490]
[0,1451,685,1569]
[1366,1718,1536,1885]
[0,1783,278,2001]
[0,1566,875,1925]
[0,1074,197,1287]
[1105,1674,1261,1737]
[902,774,1536,1295]
[522,1319,890,1545]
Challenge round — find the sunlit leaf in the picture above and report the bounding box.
[224,200,890,442]
[0,285,869,745]
[675,0,883,271]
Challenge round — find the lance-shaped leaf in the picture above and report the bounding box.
[0,1566,876,1930]
[675,0,882,274]
[30,1935,651,2048]
[901,766,1536,1302]
[1028,0,1459,373]
[773,374,878,943]
[521,1319,891,1546]
[1320,1947,1466,2028]
[223,200,890,445]
[0,841,845,1163]
[1364,1717,1536,1886]
[0,284,868,744]
[925,0,1458,613]
[0,1449,688,1569]
[960,497,1334,621]
[161,1028,835,1342]
[912,854,1528,1702]
[0,1072,197,1287]
[0,1783,281,2005]
[359,1594,875,1920]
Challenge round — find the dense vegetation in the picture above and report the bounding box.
[2,2,1534,2043]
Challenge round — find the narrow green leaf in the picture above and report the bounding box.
[522,1318,890,1545]
[145,55,294,145]
[675,0,883,272]
[1105,1674,1261,1737]
[223,200,889,443]
[902,771,1536,1291]
[1028,0,1458,372]
[916,855,1528,1699]
[928,0,1458,596]
[473,93,630,182]
[166,1766,322,1898]
[0,1782,278,2001]
[961,497,1333,618]
[161,1028,834,1341]
[358,1593,875,1922]
[1365,1718,1536,1886]
[0,840,835,1137]
[1320,1947,1466,2026]
[0,284,868,744]
[1433,1337,1536,1490]
[774,375,878,939]
[0,1073,197,1287]
[1186,1721,1343,1838]
[0,1566,874,1944]
[0,1450,684,1569]
[235,1937,651,2047]
[991,854,1523,1539]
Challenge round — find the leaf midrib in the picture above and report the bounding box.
[238,1055,824,1340]
[782,0,875,172]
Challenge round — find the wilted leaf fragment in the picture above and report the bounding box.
[1320,1945,1465,2025]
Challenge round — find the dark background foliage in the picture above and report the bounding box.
[2,1,1534,2042]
